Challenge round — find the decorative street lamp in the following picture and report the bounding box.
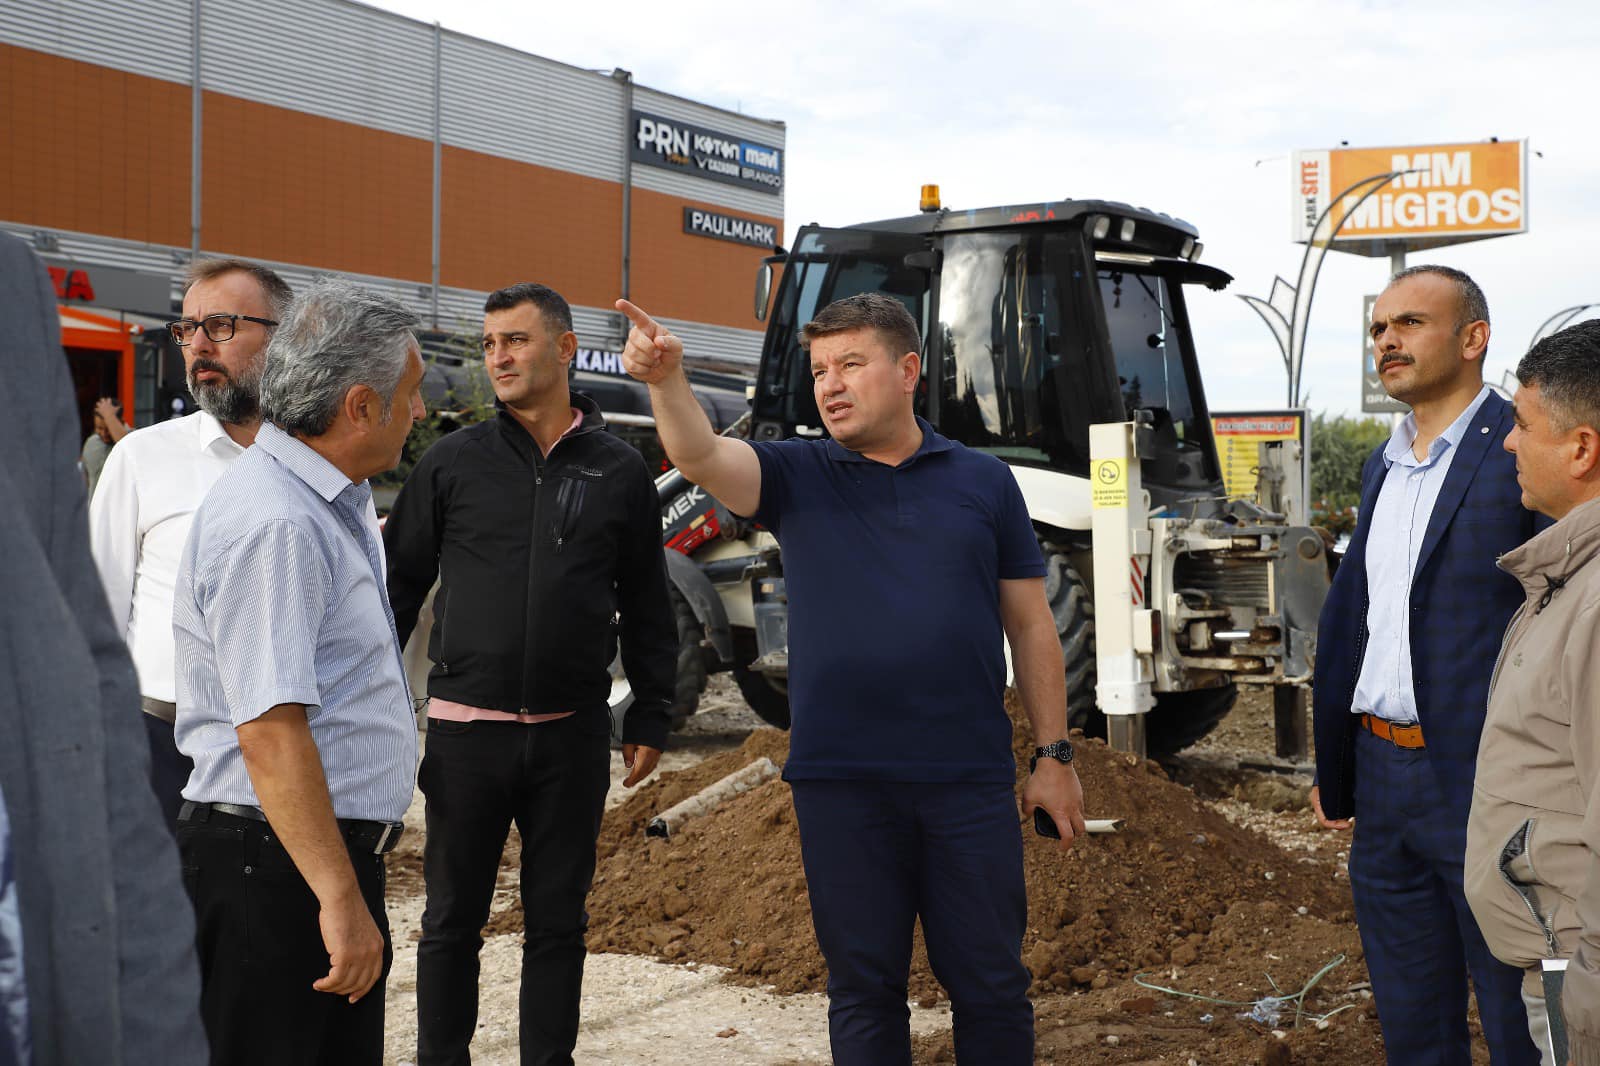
[1240,169,1421,406]
[1528,304,1598,351]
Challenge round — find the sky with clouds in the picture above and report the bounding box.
[369,0,1598,416]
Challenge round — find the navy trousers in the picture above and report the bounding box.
[1347,728,1540,1065]
[789,779,1033,1066]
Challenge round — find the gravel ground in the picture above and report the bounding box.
[381,680,1343,1065]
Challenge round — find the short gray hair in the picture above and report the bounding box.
[260,278,420,437]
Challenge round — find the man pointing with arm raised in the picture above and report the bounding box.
[619,294,1084,1066]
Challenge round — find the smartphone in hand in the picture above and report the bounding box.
[1033,807,1060,839]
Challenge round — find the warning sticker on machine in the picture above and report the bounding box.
[1092,459,1127,509]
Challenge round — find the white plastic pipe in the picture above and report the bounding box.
[645,757,781,839]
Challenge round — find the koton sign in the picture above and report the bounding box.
[1291,140,1527,250]
[632,110,783,195]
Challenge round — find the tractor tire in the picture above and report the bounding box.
[1043,552,1102,737]
[1147,684,1237,755]
[667,585,708,731]
[1043,550,1233,755]
[734,662,791,730]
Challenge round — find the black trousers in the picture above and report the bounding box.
[177,807,392,1066]
[142,708,194,833]
[415,713,611,1066]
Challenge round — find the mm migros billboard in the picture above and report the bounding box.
[1291,140,1526,252]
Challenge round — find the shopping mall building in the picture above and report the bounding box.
[1,0,785,434]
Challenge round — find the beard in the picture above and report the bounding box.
[187,356,263,425]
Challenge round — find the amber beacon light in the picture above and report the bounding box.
[919,184,941,212]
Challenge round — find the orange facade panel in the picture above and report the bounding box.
[441,146,781,332]
[4,43,782,333]
[629,190,781,333]
[201,92,433,282]
[0,43,190,246]
[439,144,623,317]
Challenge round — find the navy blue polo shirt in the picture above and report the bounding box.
[750,418,1045,783]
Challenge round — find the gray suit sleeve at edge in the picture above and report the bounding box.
[27,244,210,1064]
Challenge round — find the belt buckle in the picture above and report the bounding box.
[372,822,404,855]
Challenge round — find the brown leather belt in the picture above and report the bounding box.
[1360,712,1425,749]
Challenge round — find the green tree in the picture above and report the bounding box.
[1309,412,1391,535]
[378,335,498,492]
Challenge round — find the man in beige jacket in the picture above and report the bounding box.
[1464,318,1600,1066]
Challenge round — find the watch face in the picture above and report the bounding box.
[1040,741,1073,762]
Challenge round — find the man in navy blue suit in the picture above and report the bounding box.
[1311,265,1543,1065]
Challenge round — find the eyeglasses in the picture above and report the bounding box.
[166,314,279,346]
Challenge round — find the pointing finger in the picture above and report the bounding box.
[614,299,659,337]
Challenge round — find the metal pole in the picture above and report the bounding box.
[190,0,202,260]
[430,22,442,329]
[1286,170,1419,406]
[1388,244,1408,430]
[615,69,634,310]
[1089,422,1154,757]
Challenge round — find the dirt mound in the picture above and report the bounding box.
[579,694,1356,1009]
[596,726,792,864]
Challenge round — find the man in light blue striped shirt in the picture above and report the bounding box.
[173,279,426,1066]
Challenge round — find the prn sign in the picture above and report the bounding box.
[631,110,783,195]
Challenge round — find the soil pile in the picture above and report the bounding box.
[580,695,1358,1010]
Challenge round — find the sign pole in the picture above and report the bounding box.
[1387,244,1408,428]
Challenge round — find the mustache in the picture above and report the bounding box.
[188,357,230,381]
[1379,353,1414,370]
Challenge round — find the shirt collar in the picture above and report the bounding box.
[1382,383,1492,467]
[194,410,244,454]
[254,421,358,504]
[823,416,954,466]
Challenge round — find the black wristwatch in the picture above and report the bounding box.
[1030,739,1075,773]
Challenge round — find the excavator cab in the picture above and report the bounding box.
[751,203,1231,515]
[729,197,1323,755]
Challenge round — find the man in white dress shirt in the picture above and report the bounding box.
[89,258,292,827]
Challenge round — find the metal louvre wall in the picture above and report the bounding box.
[438,31,623,183]
[199,0,435,140]
[3,221,765,368]
[7,0,779,366]
[632,159,784,219]
[5,0,787,220]
[0,0,191,83]
[408,294,761,372]
[661,316,763,370]
[631,85,786,219]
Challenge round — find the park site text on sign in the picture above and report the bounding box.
[1291,141,1526,247]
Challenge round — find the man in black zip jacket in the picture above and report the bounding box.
[384,282,677,1066]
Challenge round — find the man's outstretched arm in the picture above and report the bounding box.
[616,299,761,517]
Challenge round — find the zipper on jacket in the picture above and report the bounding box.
[1497,818,1560,958]
[435,585,450,674]
[523,457,545,704]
